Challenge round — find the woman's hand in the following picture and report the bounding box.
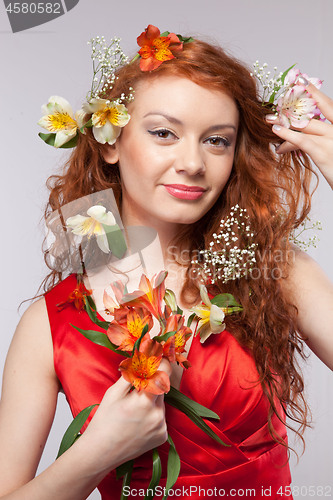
[266,80,333,189]
[81,358,172,474]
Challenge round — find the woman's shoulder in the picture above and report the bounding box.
[283,244,330,297]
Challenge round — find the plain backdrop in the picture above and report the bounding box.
[0,1,332,498]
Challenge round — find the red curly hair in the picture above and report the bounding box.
[42,39,318,457]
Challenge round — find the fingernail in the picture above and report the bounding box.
[265,114,278,122]
[297,76,309,86]
[273,124,282,131]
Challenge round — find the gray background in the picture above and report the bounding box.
[0,1,332,497]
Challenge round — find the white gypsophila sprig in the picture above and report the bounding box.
[191,205,258,284]
[290,217,322,251]
[87,36,134,104]
[250,61,284,106]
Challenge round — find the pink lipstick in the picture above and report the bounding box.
[164,184,206,200]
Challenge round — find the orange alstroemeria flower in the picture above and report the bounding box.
[137,24,183,71]
[119,339,170,394]
[107,307,153,352]
[121,271,167,323]
[162,314,192,369]
[57,280,92,311]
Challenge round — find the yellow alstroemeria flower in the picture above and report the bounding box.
[38,96,83,148]
[66,205,116,254]
[82,98,130,145]
[191,285,226,343]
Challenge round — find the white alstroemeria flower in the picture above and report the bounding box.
[277,86,321,128]
[66,205,116,254]
[190,285,226,343]
[82,98,130,145]
[277,68,322,129]
[38,96,79,147]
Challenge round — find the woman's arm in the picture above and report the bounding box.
[282,246,333,370]
[0,298,168,499]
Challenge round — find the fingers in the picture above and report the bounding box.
[267,114,333,137]
[275,141,297,155]
[159,357,172,377]
[271,125,311,154]
[106,375,133,399]
[300,82,333,123]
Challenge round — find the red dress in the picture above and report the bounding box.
[45,274,293,499]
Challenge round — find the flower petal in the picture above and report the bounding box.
[96,231,110,253]
[46,96,73,116]
[210,304,225,332]
[82,98,109,114]
[199,285,211,307]
[54,129,77,148]
[92,121,120,145]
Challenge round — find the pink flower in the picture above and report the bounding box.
[277,68,322,128]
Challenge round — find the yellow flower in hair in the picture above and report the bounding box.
[82,98,130,145]
[38,96,82,148]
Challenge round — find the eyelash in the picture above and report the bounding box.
[148,129,231,148]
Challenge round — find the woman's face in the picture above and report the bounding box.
[105,75,239,235]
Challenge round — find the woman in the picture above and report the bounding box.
[0,26,332,499]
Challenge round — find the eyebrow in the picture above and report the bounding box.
[143,112,237,132]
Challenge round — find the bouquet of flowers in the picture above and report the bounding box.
[56,270,242,499]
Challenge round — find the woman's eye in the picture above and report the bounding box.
[205,136,231,148]
[148,129,177,140]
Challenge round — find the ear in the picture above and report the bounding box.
[102,142,120,164]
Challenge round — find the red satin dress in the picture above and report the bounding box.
[45,274,293,499]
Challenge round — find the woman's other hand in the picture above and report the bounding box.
[267,81,333,189]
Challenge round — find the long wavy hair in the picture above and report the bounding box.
[42,39,318,456]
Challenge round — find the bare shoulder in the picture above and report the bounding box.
[0,297,60,489]
[282,244,333,300]
[5,296,58,384]
[281,245,333,369]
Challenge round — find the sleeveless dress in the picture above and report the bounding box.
[45,274,293,499]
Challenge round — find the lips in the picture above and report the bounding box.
[163,184,206,200]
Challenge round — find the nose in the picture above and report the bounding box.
[174,138,205,176]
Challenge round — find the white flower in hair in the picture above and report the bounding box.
[82,98,130,145]
[191,285,226,343]
[66,205,117,254]
[38,96,83,148]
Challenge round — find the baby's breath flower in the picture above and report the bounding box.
[192,206,257,284]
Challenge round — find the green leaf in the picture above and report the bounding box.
[132,324,149,355]
[71,325,130,357]
[38,132,78,149]
[165,387,230,447]
[167,396,229,447]
[166,386,220,420]
[84,296,110,330]
[101,223,127,259]
[79,117,92,133]
[162,435,181,500]
[116,459,134,480]
[187,313,196,328]
[117,459,134,500]
[57,404,98,458]
[210,293,243,314]
[177,35,195,43]
[160,31,170,37]
[176,306,183,315]
[153,330,176,343]
[280,63,296,85]
[144,448,162,499]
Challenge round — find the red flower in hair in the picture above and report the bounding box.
[137,24,183,72]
